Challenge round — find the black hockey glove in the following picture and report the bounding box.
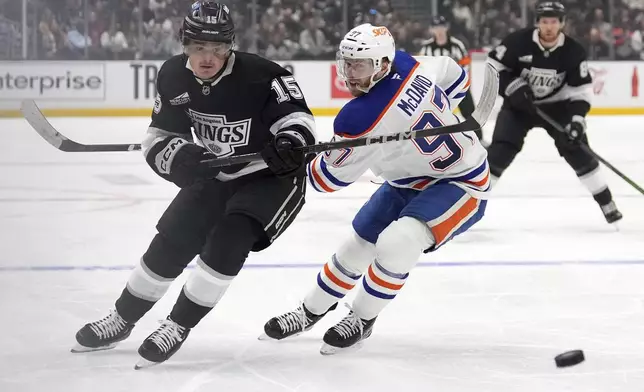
[261,129,307,177]
[145,137,219,188]
[565,115,586,144]
[505,78,536,115]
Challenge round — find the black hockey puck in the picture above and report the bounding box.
[555,350,585,367]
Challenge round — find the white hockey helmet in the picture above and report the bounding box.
[336,23,396,93]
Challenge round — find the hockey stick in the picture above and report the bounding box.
[20,100,142,152]
[202,63,500,168]
[535,107,644,196]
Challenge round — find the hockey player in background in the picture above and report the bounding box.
[417,16,480,140]
[262,23,490,354]
[486,1,622,224]
[71,1,316,368]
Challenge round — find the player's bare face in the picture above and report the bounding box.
[538,17,562,46]
[185,41,231,79]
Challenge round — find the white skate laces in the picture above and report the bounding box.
[275,304,309,334]
[149,319,186,353]
[89,310,128,339]
[333,304,364,339]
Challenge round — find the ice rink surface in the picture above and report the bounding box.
[1,115,643,392]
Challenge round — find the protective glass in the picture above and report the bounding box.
[336,51,375,80]
[184,41,232,58]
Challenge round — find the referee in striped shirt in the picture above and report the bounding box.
[418,16,480,140]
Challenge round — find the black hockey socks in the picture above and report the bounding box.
[170,213,263,328]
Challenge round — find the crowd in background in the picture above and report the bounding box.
[2,0,644,61]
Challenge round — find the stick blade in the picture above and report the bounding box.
[20,100,69,150]
[470,62,500,128]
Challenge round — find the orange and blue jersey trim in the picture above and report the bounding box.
[307,155,353,193]
[388,160,490,193]
[446,67,471,100]
[427,193,483,247]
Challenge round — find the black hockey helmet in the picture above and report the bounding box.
[180,1,235,46]
[535,1,566,21]
[431,15,448,27]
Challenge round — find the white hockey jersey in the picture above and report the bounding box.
[308,51,490,199]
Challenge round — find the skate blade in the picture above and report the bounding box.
[257,331,303,341]
[320,341,364,356]
[70,342,116,353]
[134,358,161,370]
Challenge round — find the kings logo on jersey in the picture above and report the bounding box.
[188,109,252,157]
[519,67,566,98]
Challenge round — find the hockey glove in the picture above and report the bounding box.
[145,137,219,188]
[261,129,307,177]
[565,115,586,144]
[505,78,536,115]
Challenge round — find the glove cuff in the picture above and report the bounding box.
[276,125,310,147]
[148,137,189,175]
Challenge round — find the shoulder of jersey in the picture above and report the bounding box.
[334,50,419,138]
[156,54,191,94]
[158,54,190,77]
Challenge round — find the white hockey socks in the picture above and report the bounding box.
[304,232,376,315]
[352,217,435,320]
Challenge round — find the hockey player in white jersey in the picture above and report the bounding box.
[261,24,490,354]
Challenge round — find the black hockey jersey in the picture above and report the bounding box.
[417,35,471,71]
[144,51,316,181]
[487,28,593,117]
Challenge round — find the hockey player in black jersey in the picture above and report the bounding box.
[71,1,316,368]
[418,16,479,140]
[486,1,622,224]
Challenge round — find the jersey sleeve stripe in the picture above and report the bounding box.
[454,91,466,99]
[306,161,323,192]
[445,67,467,95]
[319,156,352,187]
[336,62,421,139]
[308,155,352,193]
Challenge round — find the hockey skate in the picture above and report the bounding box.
[601,201,623,226]
[72,310,135,353]
[320,308,376,355]
[260,303,337,341]
[135,317,190,370]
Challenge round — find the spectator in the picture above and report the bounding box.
[592,8,613,43]
[158,21,182,57]
[265,27,296,60]
[65,21,92,59]
[298,17,332,59]
[39,20,58,59]
[587,26,611,59]
[101,22,129,60]
[26,0,644,61]
[630,17,644,59]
